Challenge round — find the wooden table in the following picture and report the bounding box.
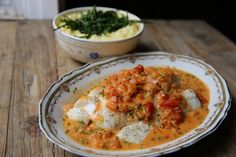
[0,20,236,157]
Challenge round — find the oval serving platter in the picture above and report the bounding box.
[39,52,231,157]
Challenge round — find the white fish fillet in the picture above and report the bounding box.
[89,91,127,129]
[182,89,201,109]
[98,95,108,109]
[74,88,102,116]
[74,98,96,116]
[88,88,102,103]
[74,97,88,107]
[69,88,127,129]
[67,108,90,125]
[92,108,126,129]
[117,121,152,144]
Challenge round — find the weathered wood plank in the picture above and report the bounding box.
[0,22,16,157]
[134,22,160,52]
[141,20,236,157]
[142,21,203,54]
[5,20,58,157]
[55,26,84,157]
[56,42,82,77]
[142,20,236,94]
[2,20,236,157]
[169,20,236,94]
[55,20,236,157]
[167,20,236,157]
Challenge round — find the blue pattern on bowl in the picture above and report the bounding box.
[89,52,100,59]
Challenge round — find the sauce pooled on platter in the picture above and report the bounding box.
[63,65,209,150]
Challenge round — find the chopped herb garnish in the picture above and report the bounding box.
[99,87,105,97]
[73,127,79,132]
[81,139,88,144]
[104,145,109,150]
[157,136,162,141]
[79,121,85,125]
[72,87,77,94]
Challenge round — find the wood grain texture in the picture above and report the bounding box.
[142,20,236,157]
[0,22,16,157]
[0,20,236,157]
[4,20,58,157]
[55,34,83,157]
[56,41,82,77]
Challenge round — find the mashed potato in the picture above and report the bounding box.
[57,11,140,41]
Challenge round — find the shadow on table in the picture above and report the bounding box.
[133,43,159,53]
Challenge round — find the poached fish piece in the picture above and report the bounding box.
[90,93,127,129]
[182,89,201,109]
[117,121,152,144]
[67,88,101,124]
[91,107,127,129]
[74,97,96,116]
[67,108,90,125]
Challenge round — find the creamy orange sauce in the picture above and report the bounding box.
[63,66,209,150]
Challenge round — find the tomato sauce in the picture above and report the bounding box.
[63,65,209,150]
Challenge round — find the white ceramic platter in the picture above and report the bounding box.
[39,52,231,157]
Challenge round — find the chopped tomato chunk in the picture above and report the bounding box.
[145,102,155,119]
[160,98,180,108]
[134,64,144,73]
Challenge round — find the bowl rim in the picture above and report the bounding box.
[52,6,144,43]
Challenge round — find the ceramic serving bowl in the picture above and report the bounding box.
[52,6,144,63]
[39,52,231,157]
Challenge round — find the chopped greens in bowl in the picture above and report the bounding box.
[55,7,142,40]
